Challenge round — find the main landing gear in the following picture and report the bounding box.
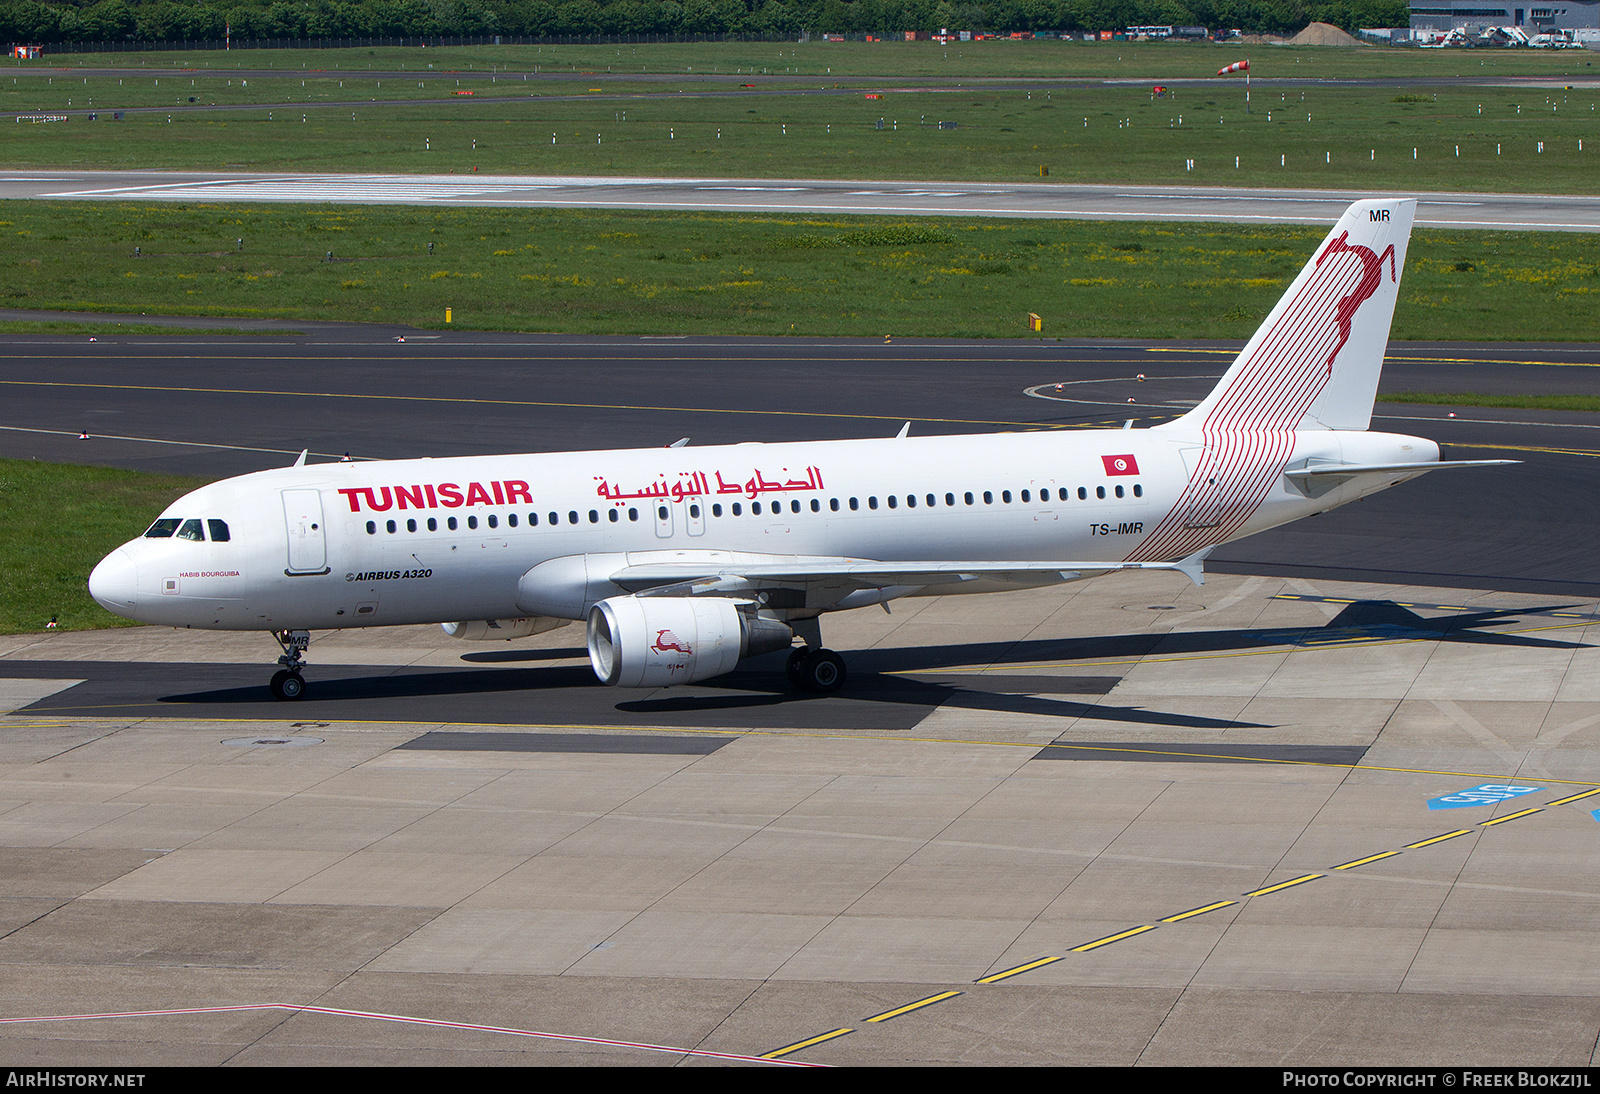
[787,646,847,694]
[269,629,310,701]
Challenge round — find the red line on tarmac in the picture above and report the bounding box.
[0,1003,820,1067]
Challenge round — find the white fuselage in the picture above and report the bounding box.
[88,425,1437,632]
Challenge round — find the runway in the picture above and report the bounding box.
[5,170,1599,230]
[4,330,1600,1065]
[3,329,1598,596]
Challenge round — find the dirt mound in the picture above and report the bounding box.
[1288,21,1364,47]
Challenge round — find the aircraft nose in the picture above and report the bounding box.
[88,548,139,613]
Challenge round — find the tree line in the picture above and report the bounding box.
[2,0,1412,46]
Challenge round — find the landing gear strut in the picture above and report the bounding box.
[787,646,847,694]
[269,630,310,701]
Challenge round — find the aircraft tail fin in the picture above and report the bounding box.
[1160,198,1415,434]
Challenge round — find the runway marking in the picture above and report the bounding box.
[1242,873,1324,898]
[0,1002,817,1066]
[1148,347,1600,369]
[1069,924,1161,952]
[1480,807,1543,827]
[962,782,1598,988]
[1160,900,1237,923]
[975,956,1062,983]
[1332,851,1403,870]
[1405,830,1472,849]
[1444,442,1600,458]
[864,991,963,1022]
[1544,788,1600,807]
[760,1028,853,1059]
[0,376,1059,431]
[0,424,354,460]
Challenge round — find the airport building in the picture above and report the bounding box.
[1410,0,1600,37]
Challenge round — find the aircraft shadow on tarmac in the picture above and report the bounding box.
[129,600,1584,731]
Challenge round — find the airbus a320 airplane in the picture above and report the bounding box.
[89,198,1509,700]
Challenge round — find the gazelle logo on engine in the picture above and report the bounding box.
[650,629,691,655]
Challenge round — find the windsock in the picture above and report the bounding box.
[1217,60,1249,76]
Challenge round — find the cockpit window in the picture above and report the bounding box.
[144,518,181,538]
[207,519,231,542]
[175,519,205,541]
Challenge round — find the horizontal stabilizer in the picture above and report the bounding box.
[1290,459,1518,478]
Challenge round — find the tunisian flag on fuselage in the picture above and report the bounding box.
[1101,454,1140,476]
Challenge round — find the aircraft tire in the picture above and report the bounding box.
[270,670,306,701]
[801,649,847,694]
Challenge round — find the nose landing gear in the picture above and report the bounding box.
[269,630,310,700]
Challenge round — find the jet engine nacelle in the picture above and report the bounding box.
[442,617,569,641]
[587,596,792,687]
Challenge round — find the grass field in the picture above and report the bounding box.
[3,200,1595,340]
[1379,391,1600,410]
[0,458,205,634]
[0,320,292,334]
[5,83,1598,191]
[18,39,1600,81]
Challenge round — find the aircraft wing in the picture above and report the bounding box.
[608,548,1213,595]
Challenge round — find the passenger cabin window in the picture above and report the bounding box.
[207,519,231,542]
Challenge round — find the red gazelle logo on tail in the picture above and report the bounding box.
[1316,231,1397,370]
